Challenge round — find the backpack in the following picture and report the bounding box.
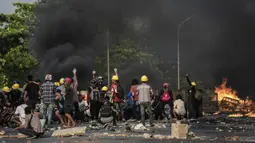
[100,103,112,117]
[116,84,124,99]
[194,89,203,101]
[90,89,100,101]
[161,90,170,102]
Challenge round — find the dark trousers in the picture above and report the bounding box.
[27,100,37,110]
[132,101,140,120]
[90,101,101,120]
[19,128,41,137]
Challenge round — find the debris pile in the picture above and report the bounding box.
[212,78,255,117]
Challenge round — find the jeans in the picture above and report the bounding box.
[113,102,124,120]
[140,102,153,126]
[43,103,53,125]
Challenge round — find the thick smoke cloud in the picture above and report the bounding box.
[31,0,255,98]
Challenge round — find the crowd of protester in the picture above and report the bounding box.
[0,68,203,139]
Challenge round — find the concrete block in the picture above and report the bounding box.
[171,123,189,139]
[52,126,86,137]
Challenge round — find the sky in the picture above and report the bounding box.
[0,0,35,13]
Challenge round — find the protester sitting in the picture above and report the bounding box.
[14,99,27,126]
[173,94,186,120]
[17,106,43,139]
[99,96,118,128]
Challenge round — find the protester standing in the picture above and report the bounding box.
[159,83,173,120]
[41,74,55,125]
[137,75,154,126]
[130,79,139,120]
[24,75,40,110]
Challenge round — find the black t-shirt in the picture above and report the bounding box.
[24,82,40,101]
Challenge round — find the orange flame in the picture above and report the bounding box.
[213,78,255,117]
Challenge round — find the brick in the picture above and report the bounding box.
[171,123,189,139]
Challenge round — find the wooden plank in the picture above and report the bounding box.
[52,127,87,137]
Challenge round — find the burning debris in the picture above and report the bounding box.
[212,78,255,117]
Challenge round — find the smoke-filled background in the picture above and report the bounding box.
[31,0,255,98]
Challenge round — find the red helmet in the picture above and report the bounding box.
[163,83,169,87]
[65,77,72,83]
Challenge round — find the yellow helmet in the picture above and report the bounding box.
[12,84,20,90]
[141,75,148,82]
[112,75,119,81]
[2,86,10,93]
[101,86,108,91]
[54,82,60,87]
[191,82,196,86]
[59,78,65,84]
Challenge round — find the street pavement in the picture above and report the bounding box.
[1,117,255,142]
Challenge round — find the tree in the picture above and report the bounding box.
[0,2,38,87]
[95,39,153,75]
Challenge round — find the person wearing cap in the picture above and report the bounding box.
[41,74,55,125]
[159,83,173,121]
[9,84,22,107]
[186,74,198,119]
[2,86,11,105]
[136,75,154,127]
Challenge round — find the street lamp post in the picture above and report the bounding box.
[106,28,110,87]
[177,16,193,90]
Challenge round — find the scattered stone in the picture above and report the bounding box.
[131,123,149,132]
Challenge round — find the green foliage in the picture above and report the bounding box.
[3,46,38,82]
[0,2,38,87]
[96,39,153,75]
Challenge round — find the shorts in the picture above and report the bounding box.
[64,105,73,114]
[54,108,65,115]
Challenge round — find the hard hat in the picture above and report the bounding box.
[2,86,10,93]
[54,82,60,87]
[191,82,196,86]
[163,83,169,87]
[59,78,65,84]
[65,77,72,83]
[141,75,148,82]
[45,74,52,81]
[112,75,119,81]
[13,80,20,84]
[12,84,20,90]
[101,86,108,91]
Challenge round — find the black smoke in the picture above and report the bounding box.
[31,0,255,98]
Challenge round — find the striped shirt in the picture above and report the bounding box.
[137,83,153,103]
[41,81,55,104]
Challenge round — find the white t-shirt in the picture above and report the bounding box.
[173,99,186,115]
[15,104,27,125]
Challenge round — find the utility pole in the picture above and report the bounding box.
[177,16,193,90]
[107,28,110,87]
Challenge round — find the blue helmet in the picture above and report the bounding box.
[13,80,20,84]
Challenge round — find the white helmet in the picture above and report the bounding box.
[45,74,52,81]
